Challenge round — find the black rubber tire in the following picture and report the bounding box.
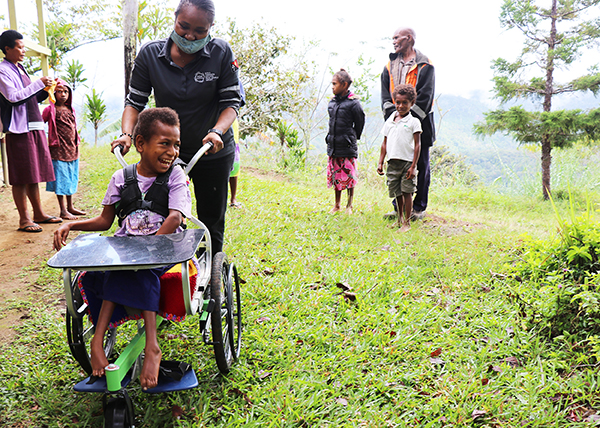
[103,397,133,428]
[210,252,234,374]
[227,263,242,360]
[66,271,117,375]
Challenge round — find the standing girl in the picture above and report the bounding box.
[325,69,365,214]
[43,79,86,219]
[53,107,192,390]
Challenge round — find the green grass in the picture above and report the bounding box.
[1,144,600,427]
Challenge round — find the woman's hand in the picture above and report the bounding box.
[202,131,224,154]
[111,135,133,155]
[40,76,55,87]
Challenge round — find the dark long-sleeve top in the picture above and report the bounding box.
[325,92,365,158]
[125,37,242,163]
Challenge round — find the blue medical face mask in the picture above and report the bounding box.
[170,30,212,55]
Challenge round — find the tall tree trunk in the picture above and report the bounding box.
[541,134,552,199]
[94,126,98,147]
[123,0,138,98]
[540,0,558,200]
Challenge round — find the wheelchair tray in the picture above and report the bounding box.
[47,229,206,271]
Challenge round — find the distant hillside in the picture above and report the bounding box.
[419,92,598,183]
[74,90,597,184]
[434,94,537,183]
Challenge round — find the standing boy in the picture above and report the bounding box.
[380,27,435,220]
[377,84,421,232]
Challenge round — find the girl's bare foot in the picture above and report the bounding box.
[68,207,87,216]
[140,345,162,390]
[90,339,109,377]
[60,210,79,220]
[398,223,411,233]
[345,206,353,215]
[329,206,341,214]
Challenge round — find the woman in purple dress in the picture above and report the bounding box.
[0,30,62,232]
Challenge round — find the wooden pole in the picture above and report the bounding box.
[7,0,17,30]
[35,0,49,76]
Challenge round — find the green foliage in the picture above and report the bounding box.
[347,54,378,106]
[276,121,305,169]
[430,144,479,187]
[85,89,107,146]
[476,0,600,198]
[215,19,313,139]
[24,0,120,74]
[136,0,174,43]
[474,106,600,148]
[507,198,600,340]
[62,59,87,92]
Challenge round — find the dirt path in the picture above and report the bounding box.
[0,185,67,343]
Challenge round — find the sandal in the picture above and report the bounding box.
[17,224,43,233]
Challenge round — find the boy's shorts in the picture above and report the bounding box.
[386,159,417,197]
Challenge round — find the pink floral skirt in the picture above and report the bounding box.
[327,156,357,191]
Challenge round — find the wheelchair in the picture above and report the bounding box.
[47,144,241,427]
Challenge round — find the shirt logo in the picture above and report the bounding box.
[194,72,217,83]
[231,59,239,72]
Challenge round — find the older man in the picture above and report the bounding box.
[381,27,435,220]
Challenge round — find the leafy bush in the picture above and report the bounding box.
[507,201,600,339]
[430,144,479,187]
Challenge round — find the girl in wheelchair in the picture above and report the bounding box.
[53,107,192,390]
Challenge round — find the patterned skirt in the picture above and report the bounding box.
[78,259,199,327]
[327,156,357,191]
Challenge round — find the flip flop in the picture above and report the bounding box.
[17,224,43,233]
[35,216,63,224]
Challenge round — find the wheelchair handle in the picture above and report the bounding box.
[114,145,128,168]
[184,141,214,175]
[113,141,213,174]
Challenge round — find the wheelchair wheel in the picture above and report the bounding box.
[103,395,134,428]
[228,262,242,360]
[66,271,117,376]
[210,252,235,374]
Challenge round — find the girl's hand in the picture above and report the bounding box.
[53,224,71,251]
[202,131,224,154]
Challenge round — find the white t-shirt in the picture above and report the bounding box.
[381,112,422,162]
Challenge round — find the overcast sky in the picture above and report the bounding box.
[2,0,596,104]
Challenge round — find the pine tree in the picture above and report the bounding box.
[474,0,600,199]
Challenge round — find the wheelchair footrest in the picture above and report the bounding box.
[142,367,198,394]
[74,373,132,393]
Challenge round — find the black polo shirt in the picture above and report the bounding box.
[126,37,241,163]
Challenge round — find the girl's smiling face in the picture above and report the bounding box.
[136,121,181,177]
